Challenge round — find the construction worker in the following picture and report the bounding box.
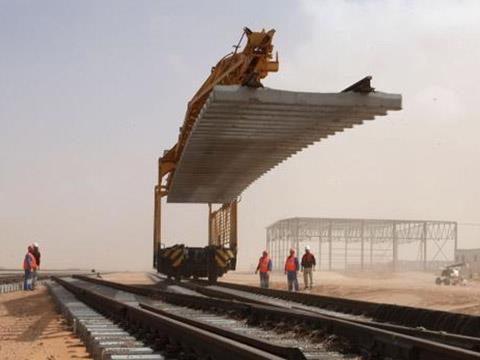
[284,248,299,292]
[255,250,272,288]
[23,246,37,291]
[301,245,316,289]
[31,242,41,289]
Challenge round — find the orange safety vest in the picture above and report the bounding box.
[23,252,37,271]
[258,256,270,273]
[285,256,297,272]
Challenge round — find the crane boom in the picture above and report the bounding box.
[159,28,279,193]
[153,28,279,278]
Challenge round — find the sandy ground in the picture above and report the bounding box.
[0,286,91,360]
[223,271,480,315]
[102,271,158,285]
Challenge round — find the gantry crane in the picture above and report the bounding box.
[153,28,279,281]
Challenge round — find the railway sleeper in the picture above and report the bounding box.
[46,281,161,360]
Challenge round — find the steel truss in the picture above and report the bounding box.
[266,218,457,271]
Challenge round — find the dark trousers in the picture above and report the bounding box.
[259,272,269,288]
[24,270,32,290]
[287,271,299,291]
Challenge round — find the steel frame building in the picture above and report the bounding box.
[266,218,457,271]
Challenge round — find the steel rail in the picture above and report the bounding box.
[292,305,480,352]
[75,274,480,351]
[0,273,54,285]
[0,275,24,285]
[178,281,480,353]
[70,274,301,351]
[196,280,480,337]
[139,303,306,360]
[54,276,286,360]
[72,275,480,359]
[0,272,91,285]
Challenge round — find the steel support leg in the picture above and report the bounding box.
[423,222,427,271]
[392,222,398,271]
[360,221,365,270]
[328,221,332,271]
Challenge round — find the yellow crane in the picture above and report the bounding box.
[154,28,279,281]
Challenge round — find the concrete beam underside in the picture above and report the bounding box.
[168,85,402,203]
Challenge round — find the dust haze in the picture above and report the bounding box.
[1,1,479,271]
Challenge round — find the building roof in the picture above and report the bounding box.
[266,217,458,229]
[266,217,457,245]
[167,85,402,203]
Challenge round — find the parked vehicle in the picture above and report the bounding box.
[435,263,466,286]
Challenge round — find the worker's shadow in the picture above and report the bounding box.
[1,291,59,342]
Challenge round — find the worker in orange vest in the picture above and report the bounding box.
[255,250,272,288]
[23,245,38,291]
[284,248,299,292]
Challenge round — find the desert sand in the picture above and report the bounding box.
[0,286,91,360]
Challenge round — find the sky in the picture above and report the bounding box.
[1,1,480,271]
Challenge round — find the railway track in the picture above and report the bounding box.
[0,275,25,284]
[183,279,480,338]
[59,275,480,359]
[0,273,50,293]
[54,276,329,359]
[0,275,25,293]
[0,271,89,293]
[173,280,480,352]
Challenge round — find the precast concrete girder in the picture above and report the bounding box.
[167,85,401,203]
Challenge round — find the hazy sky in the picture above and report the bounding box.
[1,1,480,271]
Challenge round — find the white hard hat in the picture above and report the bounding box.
[305,245,310,251]
[34,242,39,247]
